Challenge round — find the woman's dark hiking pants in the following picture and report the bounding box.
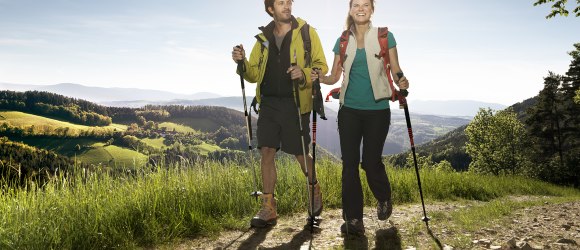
[338,106,392,221]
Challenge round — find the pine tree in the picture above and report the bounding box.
[525,44,580,186]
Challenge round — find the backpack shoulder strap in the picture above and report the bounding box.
[300,23,312,68]
[339,30,350,68]
[377,27,398,102]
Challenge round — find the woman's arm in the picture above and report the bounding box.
[388,47,409,90]
[311,54,342,85]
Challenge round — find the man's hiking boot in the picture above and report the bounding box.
[377,199,392,221]
[308,182,323,217]
[340,218,365,237]
[250,193,277,228]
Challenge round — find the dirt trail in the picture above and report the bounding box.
[157,198,580,249]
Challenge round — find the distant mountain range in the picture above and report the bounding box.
[1,82,506,117]
[0,82,219,102]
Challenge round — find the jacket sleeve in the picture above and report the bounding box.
[236,41,263,84]
[301,27,329,89]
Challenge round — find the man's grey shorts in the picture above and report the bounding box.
[257,97,310,155]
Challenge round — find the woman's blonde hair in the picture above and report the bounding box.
[345,0,376,29]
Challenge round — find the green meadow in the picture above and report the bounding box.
[0,111,126,135]
[157,122,198,134]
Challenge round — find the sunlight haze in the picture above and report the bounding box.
[0,0,578,105]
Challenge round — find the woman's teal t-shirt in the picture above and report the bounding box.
[333,31,396,110]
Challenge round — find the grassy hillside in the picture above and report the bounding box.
[168,117,220,132]
[12,137,148,167]
[194,142,222,155]
[141,137,166,149]
[0,111,126,135]
[0,158,577,249]
[157,122,198,134]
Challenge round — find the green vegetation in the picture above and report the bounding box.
[0,158,578,249]
[0,111,123,136]
[169,117,219,132]
[141,137,166,149]
[75,145,148,167]
[533,0,580,18]
[466,108,532,176]
[10,137,147,167]
[158,122,198,134]
[194,142,223,156]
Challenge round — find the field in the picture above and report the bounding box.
[0,111,126,135]
[141,137,166,149]
[169,117,220,132]
[157,122,198,134]
[13,137,148,167]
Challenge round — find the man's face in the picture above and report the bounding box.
[269,0,292,23]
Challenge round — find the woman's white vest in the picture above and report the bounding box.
[339,24,392,105]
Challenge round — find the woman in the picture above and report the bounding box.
[312,0,409,236]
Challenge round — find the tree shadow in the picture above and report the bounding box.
[373,225,402,250]
[233,227,273,250]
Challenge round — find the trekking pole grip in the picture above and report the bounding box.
[396,72,408,97]
[236,46,246,86]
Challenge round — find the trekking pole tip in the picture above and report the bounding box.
[250,191,263,200]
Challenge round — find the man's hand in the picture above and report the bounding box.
[287,64,304,82]
[232,44,245,63]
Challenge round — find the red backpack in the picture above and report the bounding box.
[326,27,398,103]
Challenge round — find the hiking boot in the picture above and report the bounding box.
[340,218,365,237]
[308,182,323,217]
[250,193,277,228]
[377,200,392,221]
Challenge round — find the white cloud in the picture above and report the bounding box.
[0,38,46,46]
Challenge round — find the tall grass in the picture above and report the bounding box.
[0,158,578,249]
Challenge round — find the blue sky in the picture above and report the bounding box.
[0,0,578,105]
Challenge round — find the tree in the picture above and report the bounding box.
[575,89,580,103]
[534,0,580,18]
[526,69,579,186]
[219,137,240,150]
[466,108,532,176]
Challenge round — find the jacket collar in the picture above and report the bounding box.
[260,15,299,36]
[348,21,374,36]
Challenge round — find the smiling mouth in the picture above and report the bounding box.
[356,13,366,16]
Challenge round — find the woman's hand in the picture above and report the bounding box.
[398,76,409,90]
[310,68,323,83]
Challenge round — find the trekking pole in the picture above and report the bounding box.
[396,72,430,227]
[307,68,323,230]
[291,61,314,232]
[236,46,262,201]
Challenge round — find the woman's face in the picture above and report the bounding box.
[350,0,373,25]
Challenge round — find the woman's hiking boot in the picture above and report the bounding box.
[308,182,323,217]
[377,199,392,221]
[250,193,277,227]
[340,218,365,237]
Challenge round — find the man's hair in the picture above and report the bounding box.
[264,0,294,17]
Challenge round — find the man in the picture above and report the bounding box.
[231,0,328,227]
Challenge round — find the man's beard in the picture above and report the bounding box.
[274,12,292,23]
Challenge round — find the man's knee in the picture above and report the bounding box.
[261,147,277,159]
